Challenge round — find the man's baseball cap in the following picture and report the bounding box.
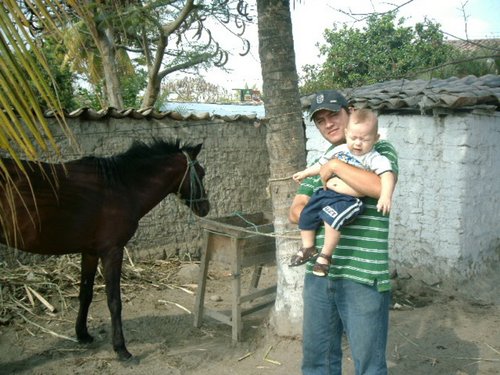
[309,90,349,121]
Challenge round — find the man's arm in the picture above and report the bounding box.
[319,159,382,198]
[288,194,310,224]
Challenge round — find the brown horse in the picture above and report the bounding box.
[0,139,209,361]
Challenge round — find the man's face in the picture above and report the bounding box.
[313,109,350,146]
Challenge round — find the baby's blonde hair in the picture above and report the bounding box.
[348,108,378,133]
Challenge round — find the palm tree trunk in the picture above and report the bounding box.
[257,0,306,336]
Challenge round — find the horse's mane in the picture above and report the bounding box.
[116,139,182,161]
[77,138,194,185]
[79,139,184,164]
[1,139,197,183]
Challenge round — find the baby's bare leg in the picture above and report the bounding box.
[300,229,316,248]
[317,224,341,265]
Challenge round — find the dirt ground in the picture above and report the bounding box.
[1,258,499,375]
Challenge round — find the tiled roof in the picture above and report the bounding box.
[301,75,500,115]
[44,106,262,122]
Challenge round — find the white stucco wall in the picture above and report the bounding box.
[304,112,500,283]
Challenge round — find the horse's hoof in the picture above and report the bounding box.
[77,333,94,344]
[117,350,137,364]
[115,347,133,361]
[119,355,139,365]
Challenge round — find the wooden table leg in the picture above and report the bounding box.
[193,230,210,328]
[231,237,242,342]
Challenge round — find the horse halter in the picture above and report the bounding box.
[177,151,207,206]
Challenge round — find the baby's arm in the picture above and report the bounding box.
[293,163,321,182]
[377,172,396,215]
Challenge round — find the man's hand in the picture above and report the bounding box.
[319,159,339,190]
[321,158,382,199]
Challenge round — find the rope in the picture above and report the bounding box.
[178,151,208,225]
[175,155,299,240]
[268,175,293,182]
[201,211,301,240]
[177,157,299,239]
[233,211,259,231]
[202,226,300,240]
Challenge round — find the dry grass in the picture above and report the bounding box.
[0,251,185,329]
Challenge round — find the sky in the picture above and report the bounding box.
[203,0,500,92]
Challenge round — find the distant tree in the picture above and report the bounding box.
[300,12,458,93]
[160,76,232,103]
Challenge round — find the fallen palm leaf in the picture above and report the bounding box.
[174,285,195,295]
[158,299,191,314]
[26,285,56,312]
[24,285,35,307]
[263,345,281,365]
[485,343,500,356]
[237,352,253,361]
[17,312,77,342]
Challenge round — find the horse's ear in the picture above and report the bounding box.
[192,143,203,158]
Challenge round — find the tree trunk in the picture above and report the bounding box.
[141,73,162,109]
[96,27,124,109]
[257,0,306,336]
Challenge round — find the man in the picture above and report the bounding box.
[289,90,398,375]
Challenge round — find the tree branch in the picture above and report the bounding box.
[406,54,500,77]
[162,0,195,35]
[157,54,212,79]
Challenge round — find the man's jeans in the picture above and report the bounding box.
[302,274,390,375]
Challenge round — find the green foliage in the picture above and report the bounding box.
[22,0,254,109]
[121,69,148,109]
[299,12,491,93]
[29,38,78,111]
[72,70,147,110]
[74,84,105,110]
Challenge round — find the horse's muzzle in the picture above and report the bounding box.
[192,199,210,217]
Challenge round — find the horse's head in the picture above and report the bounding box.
[178,144,210,217]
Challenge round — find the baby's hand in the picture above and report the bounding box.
[292,171,306,183]
[377,198,392,216]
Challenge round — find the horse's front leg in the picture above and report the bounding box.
[101,247,132,361]
[76,253,98,343]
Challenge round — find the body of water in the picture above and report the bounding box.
[162,102,265,118]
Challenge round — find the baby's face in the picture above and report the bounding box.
[345,121,379,156]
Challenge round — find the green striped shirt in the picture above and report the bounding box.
[297,140,399,292]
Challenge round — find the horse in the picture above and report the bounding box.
[0,139,210,361]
